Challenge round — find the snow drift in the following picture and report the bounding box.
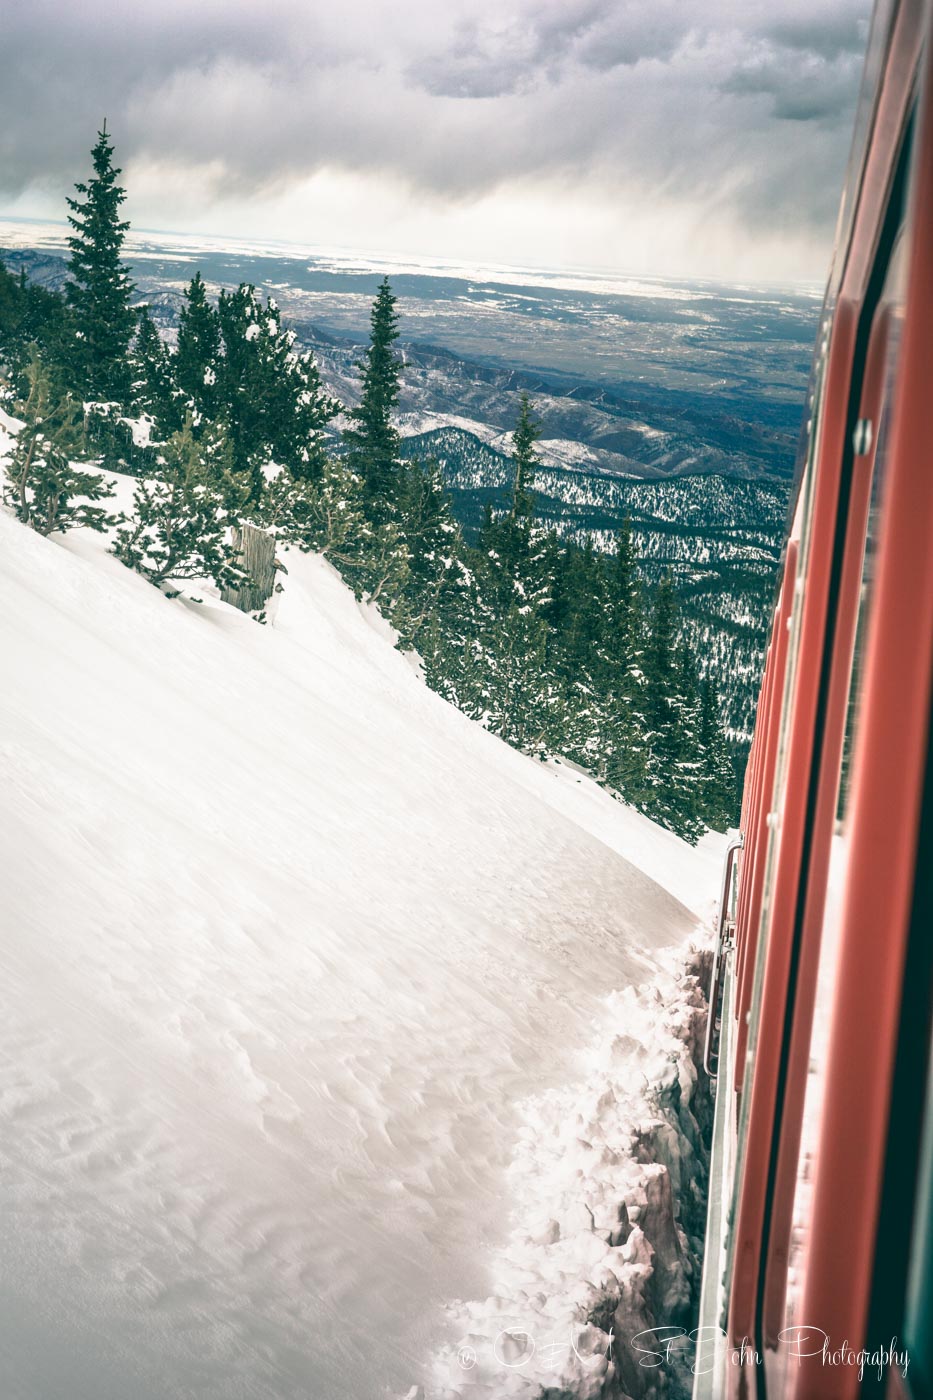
[0,444,722,1400]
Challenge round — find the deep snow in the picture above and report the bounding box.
[0,430,722,1399]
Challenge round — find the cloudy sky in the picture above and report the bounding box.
[1,0,872,284]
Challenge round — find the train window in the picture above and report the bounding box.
[745,309,829,1045]
[720,325,829,1321]
[778,227,908,1346]
[837,230,908,816]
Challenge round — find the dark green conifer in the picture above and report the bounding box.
[0,260,68,373]
[0,259,24,353]
[396,457,464,640]
[176,272,221,420]
[608,519,639,657]
[216,283,337,503]
[670,641,706,842]
[112,416,246,589]
[65,124,136,403]
[510,392,539,524]
[342,277,403,515]
[3,351,118,536]
[496,392,540,577]
[699,678,737,832]
[132,309,177,435]
[261,457,367,560]
[644,571,679,739]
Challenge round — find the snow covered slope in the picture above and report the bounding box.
[0,480,720,1400]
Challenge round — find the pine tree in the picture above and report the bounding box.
[132,308,177,435]
[633,574,710,841]
[590,524,640,772]
[353,521,411,617]
[0,260,67,375]
[698,678,737,831]
[460,399,594,758]
[550,536,604,680]
[641,572,681,829]
[342,277,403,516]
[260,457,367,561]
[470,396,565,754]
[510,391,539,527]
[65,124,136,403]
[176,272,220,421]
[481,602,554,753]
[112,417,246,589]
[216,283,336,502]
[479,395,552,615]
[0,259,24,356]
[539,538,600,765]
[419,567,483,704]
[486,393,540,588]
[602,688,651,806]
[3,351,118,536]
[396,457,464,640]
[607,519,639,663]
[645,572,678,728]
[260,454,410,618]
[669,641,706,843]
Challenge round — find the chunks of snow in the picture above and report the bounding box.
[424,945,713,1400]
[122,413,153,447]
[0,458,719,1400]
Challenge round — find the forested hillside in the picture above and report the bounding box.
[400,425,789,744]
[1,127,742,839]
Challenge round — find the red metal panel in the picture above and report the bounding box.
[734,633,775,992]
[734,555,799,1014]
[762,304,894,1355]
[726,297,858,1349]
[734,554,796,1091]
[792,26,933,1397]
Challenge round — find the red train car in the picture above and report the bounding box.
[694,1,933,1396]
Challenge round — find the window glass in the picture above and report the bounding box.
[780,229,907,1341]
[722,322,829,1295]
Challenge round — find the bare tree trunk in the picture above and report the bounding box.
[221,524,276,613]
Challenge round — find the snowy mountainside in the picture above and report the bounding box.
[0,457,723,1399]
[401,425,788,742]
[2,233,800,745]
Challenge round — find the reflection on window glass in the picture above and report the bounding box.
[782,229,907,1342]
[724,322,828,1300]
[838,233,907,819]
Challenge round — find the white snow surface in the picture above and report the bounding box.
[425,940,710,1399]
[0,438,722,1399]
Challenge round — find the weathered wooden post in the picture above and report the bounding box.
[221,523,277,614]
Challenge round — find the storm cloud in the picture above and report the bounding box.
[0,0,872,281]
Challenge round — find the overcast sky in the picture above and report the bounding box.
[1,0,873,284]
